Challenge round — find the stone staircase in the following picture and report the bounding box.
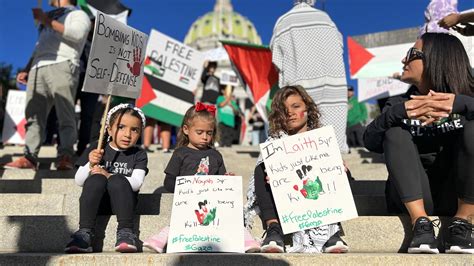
[0,145,471,265]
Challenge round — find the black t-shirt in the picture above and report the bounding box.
[76,141,148,177]
[163,146,226,192]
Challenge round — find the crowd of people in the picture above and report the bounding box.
[0,0,473,256]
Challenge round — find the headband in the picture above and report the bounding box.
[106,103,146,128]
[195,102,216,117]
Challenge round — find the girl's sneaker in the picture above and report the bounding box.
[261,222,285,253]
[143,226,169,253]
[115,228,138,253]
[65,228,93,253]
[244,228,261,253]
[445,217,474,254]
[322,232,349,253]
[407,217,439,254]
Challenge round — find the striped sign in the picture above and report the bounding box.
[137,29,205,126]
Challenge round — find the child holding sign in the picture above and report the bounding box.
[245,85,349,253]
[65,104,148,253]
[143,103,260,253]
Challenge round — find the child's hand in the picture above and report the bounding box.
[90,165,111,178]
[89,149,104,167]
[224,172,235,176]
[265,176,270,184]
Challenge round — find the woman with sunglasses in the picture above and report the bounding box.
[364,32,474,254]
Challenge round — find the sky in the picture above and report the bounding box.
[1,0,473,86]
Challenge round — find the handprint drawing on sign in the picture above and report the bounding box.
[292,165,324,200]
[194,200,217,226]
[127,47,143,76]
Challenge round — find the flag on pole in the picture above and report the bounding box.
[221,41,279,122]
[77,0,131,24]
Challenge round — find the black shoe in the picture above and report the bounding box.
[65,228,93,253]
[445,217,473,254]
[261,222,285,253]
[115,228,138,253]
[323,231,349,253]
[407,217,439,254]
[144,147,154,153]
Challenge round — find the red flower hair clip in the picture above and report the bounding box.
[195,102,216,116]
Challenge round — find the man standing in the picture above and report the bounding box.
[270,0,349,153]
[5,0,91,170]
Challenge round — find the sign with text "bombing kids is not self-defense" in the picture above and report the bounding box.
[82,11,148,99]
[167,175,244,253]
[260,126,358,234]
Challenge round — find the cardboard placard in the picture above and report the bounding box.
[145,29,205,92]
[2,90,27,145]
[82,11,148,99]
[259,126,358,234]
[220,70,239,86]
[167,175,244,253]
[357,77,410,102]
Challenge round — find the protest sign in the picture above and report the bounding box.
[2,90,27,145]
[136,29,205,127]
[167,175,244,253]
[357,77,410,102]
[259,126,358,234]
[82,11,148,99]
[220,70,239,86]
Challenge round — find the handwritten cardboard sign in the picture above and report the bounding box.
[2,90,27,145]
[357,77,409,102]
[145,29,205,92]
[260,126,358,234]
[82,11,148,99]
[167,175,244,253]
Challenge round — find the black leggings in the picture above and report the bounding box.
[383,121,474,215]
[254,163,279,225]
[79,174,137,230]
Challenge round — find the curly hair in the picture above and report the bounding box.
[268,85,321,137]
[176,105,217,148]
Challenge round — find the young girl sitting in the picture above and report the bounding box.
[143,102,260,253]
[244,85,349,253]
[65,104,148,253]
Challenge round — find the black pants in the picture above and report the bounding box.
[79,174,137,230]
[383,121,474,215]
[254,163,279,225]
[346,123,365,148]
[76,91,98,155]
[219,123,234,147]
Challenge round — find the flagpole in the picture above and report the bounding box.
[97,94,112,151]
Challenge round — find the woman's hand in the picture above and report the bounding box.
[405,91,454,126]
[438,13,461,29]
[88,149,104,167]
[90,165,111,178]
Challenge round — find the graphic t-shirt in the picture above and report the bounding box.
[163,146,226,192]
[76,141,148,176]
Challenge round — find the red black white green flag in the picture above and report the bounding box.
[222,41,279,122]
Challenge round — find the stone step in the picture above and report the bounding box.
[0,192,388,216]
[0,216,456,253]
[0,253,471,265]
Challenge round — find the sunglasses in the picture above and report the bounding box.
[404,47,424,63]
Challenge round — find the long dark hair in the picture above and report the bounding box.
[176,105,217,148]
[268,85,321,137]
[420,33,474,96]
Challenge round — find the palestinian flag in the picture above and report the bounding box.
[222,41,279,122]
[77,0,131,24]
